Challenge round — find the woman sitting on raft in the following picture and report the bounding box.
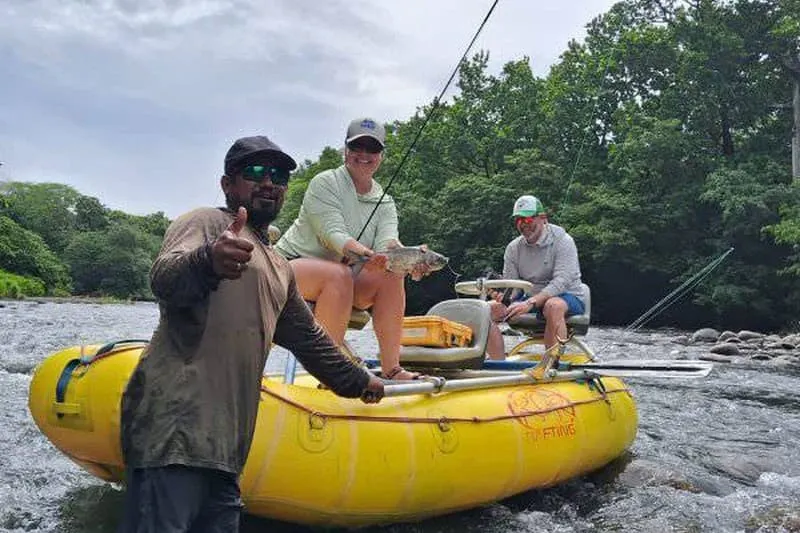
[275,118,427,381]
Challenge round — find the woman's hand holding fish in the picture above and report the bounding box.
[343,238,386,271]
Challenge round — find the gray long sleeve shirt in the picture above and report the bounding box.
[502,223,586,303]
[121,207,370,474]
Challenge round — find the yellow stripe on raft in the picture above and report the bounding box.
[29,344,637,528]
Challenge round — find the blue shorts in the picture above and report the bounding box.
[514,292,585,317]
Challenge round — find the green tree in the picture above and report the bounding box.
[64,223,161,299]
[0,215,72,293]
[0,182,80,254]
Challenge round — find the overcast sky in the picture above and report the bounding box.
[0,0,617,218]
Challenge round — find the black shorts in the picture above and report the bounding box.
[118,465,243,533]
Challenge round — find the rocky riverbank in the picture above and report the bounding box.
[674,329,800,364]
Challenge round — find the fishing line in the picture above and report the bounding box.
[354,0,500,243]
[584,247,735,358]
[625,247,734,333]
[556,58,614,219]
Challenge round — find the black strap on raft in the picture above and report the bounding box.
[54,339,150,418]
[93,339,150,359]
[55,359,82,418]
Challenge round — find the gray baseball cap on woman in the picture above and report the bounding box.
[345,118,385,147]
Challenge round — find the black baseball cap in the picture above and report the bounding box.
[224,135,297,176]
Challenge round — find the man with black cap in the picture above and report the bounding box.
[118,135,384,533]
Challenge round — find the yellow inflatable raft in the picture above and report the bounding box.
[28,339,637,528]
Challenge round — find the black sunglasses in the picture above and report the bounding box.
[346,141,383,154]
[240,165,291,186]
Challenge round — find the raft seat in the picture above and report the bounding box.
[507,283,592,337]
[398,299,492,370]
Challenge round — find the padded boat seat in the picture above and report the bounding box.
[399,299,492,370]
[507,283,591,337]
[305,301,372,330]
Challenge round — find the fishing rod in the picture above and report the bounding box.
[354,0,500,243]
[625,247,734,333]
[584,247,735,358]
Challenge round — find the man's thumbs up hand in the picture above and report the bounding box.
[212,207,255,279]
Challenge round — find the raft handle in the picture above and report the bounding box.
[53,402,82,416]
[55,359,82,418]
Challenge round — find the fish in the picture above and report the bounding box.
[345,246,449,276]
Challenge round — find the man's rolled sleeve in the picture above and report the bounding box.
[150,211,223,307]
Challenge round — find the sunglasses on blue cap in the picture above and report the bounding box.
[240,165,291,186]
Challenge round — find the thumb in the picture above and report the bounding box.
[228,206,247,235]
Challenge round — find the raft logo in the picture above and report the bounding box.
[507,388,577,440]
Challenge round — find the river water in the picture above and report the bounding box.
[1,300,799,533]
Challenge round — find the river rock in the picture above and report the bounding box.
[691,328,720,343]
[718,331,739,342]
[709,343,741,356]
[700,353,734,363]
[781,334,800,347]
[765,334,782,343]
[737,330,764,341]
[772,355,796,366]
[750,352,773,361]
[671,335,690,345]
[765,342,789,351]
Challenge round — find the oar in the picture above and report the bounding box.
[483,359,714,378]
[380,370,592,398]
[376,360,713,398]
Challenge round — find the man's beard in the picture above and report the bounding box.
[226,196,279,228]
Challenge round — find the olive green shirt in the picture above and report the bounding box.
[121,207,370,474]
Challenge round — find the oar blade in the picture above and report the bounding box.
[483,359,714,379]
[573,359,714,379]
[575,365,713,379]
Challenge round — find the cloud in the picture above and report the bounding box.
[0,0,616,217]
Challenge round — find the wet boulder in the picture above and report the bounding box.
[671,335,691,345]
[765,342,789,351]
[700,352,735,363]
[709,343,741,356]
[718,330,740,342]
[691,328,720,343]
[737,330,764,341]
[750,352,773,361]
[781,334,800,347]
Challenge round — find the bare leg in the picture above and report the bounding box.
[486,301,507,360]
[353,269,409,378]
[542,297,568,351]
[288,258,353,344]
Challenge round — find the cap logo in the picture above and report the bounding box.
[360,119,377,130]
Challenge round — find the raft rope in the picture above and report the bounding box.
[55,338,630,424]
[259,383,630,425]
[354,0,500,243]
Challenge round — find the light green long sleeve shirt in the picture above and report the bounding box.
[275,165,399,261]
